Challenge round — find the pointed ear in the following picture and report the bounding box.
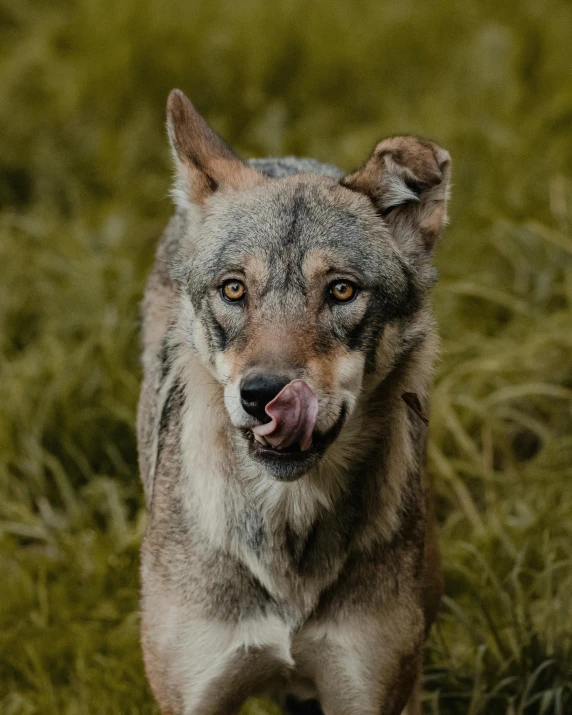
[342,136,451,250]
[166,89,262,209]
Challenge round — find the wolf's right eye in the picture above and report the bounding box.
[221,280,246,303]
[329,280,357,304]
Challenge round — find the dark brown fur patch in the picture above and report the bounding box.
[402,391,429,426]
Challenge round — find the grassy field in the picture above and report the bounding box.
[1,0,572,712]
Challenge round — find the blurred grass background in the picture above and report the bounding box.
[1,0,572,713]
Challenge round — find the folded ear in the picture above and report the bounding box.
[166,89,262,209]
[342,136,451,251]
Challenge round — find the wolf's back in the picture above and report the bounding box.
[248,156,343,179]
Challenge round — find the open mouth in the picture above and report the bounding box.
[242,405,347,467]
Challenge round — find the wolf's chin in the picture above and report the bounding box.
[248,436,322,481]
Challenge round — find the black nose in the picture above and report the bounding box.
[240,373,289,422]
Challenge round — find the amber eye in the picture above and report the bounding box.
[329,280,357,303]
[221,280,246,302]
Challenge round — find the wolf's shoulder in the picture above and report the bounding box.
[247,156,344,179]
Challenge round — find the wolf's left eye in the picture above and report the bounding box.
[329,280,357,303]
[221,280,246,302]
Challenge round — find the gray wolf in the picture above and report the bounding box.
[137,88,451,714]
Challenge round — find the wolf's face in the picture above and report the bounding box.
[166,90,450,480]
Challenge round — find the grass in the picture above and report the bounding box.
[1,0,571,712]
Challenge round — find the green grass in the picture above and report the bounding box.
[1,0,572,712]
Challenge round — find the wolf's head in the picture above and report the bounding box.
[166,90,451,481]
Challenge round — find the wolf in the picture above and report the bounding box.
[137,88,451,715]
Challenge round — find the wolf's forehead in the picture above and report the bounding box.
[200,180,388,276]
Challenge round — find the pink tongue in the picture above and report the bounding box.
[252,379,319,451]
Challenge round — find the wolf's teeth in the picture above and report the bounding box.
[253,433,268,446]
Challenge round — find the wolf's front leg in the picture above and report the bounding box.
[295,604,424,715]
[142,610,293,715]
[399,677,422,715]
